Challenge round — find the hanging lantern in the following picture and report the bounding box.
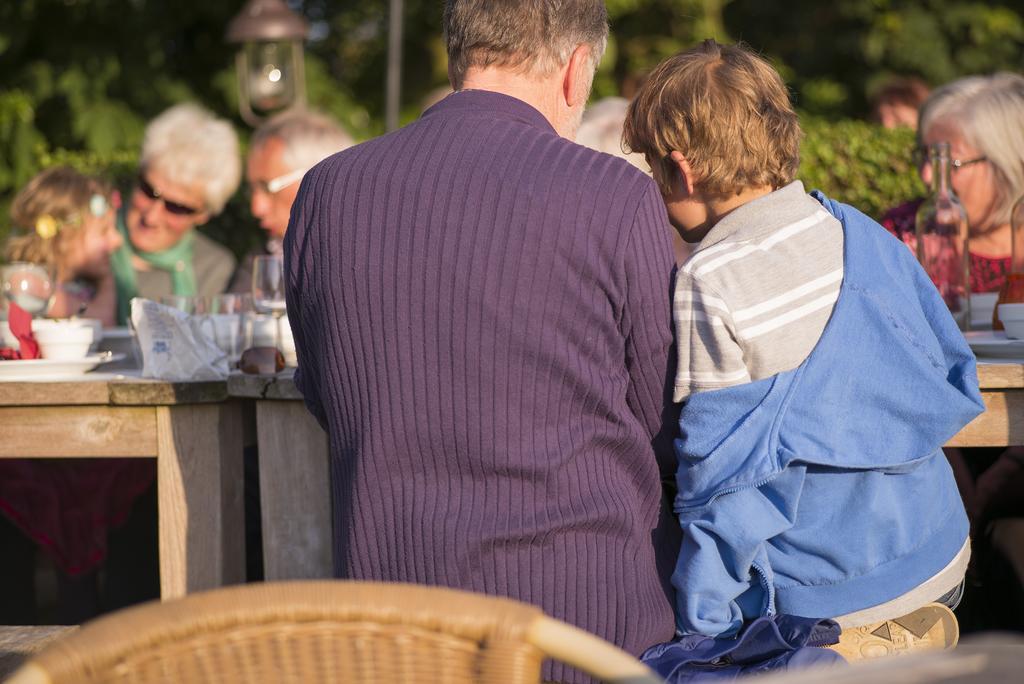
[226,0,309,126]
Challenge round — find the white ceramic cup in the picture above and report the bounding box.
[33,323,95,360]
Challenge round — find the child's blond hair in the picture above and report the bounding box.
[4,167,111,272]
[624,39,801,197]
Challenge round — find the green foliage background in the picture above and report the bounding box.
[1,0,1020,251]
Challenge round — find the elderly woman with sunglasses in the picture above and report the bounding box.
[881,73,1024,298]
[110,103,241,324]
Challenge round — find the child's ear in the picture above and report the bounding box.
[669,151,697,197]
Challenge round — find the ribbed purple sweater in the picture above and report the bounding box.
[284,90,678,681]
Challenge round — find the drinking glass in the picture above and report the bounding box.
[251,255,287,351]
[159,295,195,314]
[242,255,286,374]
[212,293,252,315]
[2,262,55,317]
[210,294,253,367]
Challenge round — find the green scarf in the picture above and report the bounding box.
[111,207,197,325]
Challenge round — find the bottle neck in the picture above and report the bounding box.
[931,153,952,196]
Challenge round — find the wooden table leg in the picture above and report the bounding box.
[156,401,245,599]
[256,400,332,580]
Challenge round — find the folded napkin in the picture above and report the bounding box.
[1,302,41,359]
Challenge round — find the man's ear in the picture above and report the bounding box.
[562,44,593,108]
[669,150,698,197]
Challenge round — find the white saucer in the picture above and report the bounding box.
[964,331,1024,359]
[0,352,126,381]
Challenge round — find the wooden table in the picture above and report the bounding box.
[947,361,1024,447]
[0,375,245,600]
[228,371,332,581]
[226,361,1024,583]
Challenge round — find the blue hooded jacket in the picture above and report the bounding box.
[672,191,984,637]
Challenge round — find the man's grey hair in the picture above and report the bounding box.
[140,103,241,214]
[250,108,354,174]
[919,72,1024,225]
[443,0,608,89]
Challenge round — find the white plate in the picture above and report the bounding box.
[964,331,1024,359]
[0,352,126,381]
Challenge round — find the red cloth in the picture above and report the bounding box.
[1,303,155,577]
[880,198,1011,294]
[0,460,155,576]
[1,302,41,359]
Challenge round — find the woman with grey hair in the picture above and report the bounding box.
[880,73,1024,633]
[110,103,241,324]
[881,72,1024,299]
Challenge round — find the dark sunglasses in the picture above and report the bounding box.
[137,174,201,216]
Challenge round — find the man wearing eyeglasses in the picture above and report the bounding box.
[229,109,353,293]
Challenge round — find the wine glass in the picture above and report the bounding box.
[243,255,286,374]
[252,255,287,345]
[1,262,55,317]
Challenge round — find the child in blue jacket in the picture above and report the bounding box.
[623,40,983,660]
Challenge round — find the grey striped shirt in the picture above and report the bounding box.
[674,181,844,401]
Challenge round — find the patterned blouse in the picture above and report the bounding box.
[879,199,1010,294]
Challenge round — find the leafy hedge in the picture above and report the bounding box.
[799,117,926,220]
[0,114,925,259]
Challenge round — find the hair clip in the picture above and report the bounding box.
[35,215,59,240]
[89,194,109,217]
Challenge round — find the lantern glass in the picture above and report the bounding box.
[244,40,297,113]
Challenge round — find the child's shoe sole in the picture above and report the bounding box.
[828,603,958,661]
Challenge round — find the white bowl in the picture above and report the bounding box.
[33,324,95,360]
[1,317,102,352]
[34,317,101,333]
[998,303,1024,321]
[998,304,1024,339]
[1003,320,1024,340]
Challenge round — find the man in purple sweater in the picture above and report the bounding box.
[284,2,678,679]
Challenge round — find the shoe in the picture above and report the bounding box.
[828,603,958,661]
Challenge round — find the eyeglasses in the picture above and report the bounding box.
[137,174,202,216]
[912,148,988,171]
[252,167,309,196]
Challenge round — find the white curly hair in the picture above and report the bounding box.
[140,103,242,214]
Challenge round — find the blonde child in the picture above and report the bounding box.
[624,40,982,659]
[4,166,123,326]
